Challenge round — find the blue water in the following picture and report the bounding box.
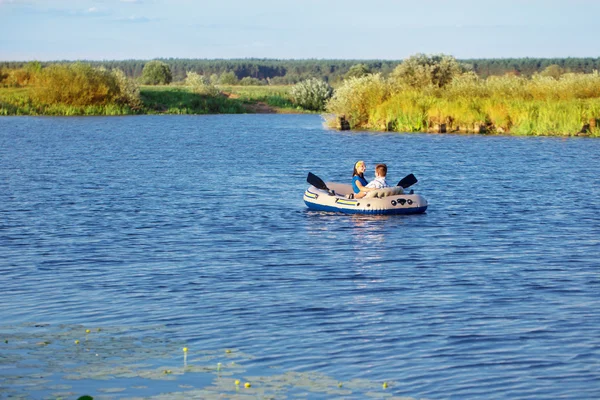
[1,114,599,399]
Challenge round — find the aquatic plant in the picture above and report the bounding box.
[0,323,406,399]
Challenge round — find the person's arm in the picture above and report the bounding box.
[357,180,376,192]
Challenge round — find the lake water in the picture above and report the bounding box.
[1,114,599,399]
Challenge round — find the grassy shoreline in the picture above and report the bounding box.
[325,72,600,137]
[2,83,599,137]
[0,85,298,116]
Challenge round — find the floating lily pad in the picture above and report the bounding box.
[0,323,413,399]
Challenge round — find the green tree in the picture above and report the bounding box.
[345,63,371,79]
[219,71,238,85]
[141,60,172,85]
[290,78,333,111]
[391,53,464,89]
[185,71,220,96]
[540,64,565,79]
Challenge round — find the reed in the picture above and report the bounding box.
[327,71,600,136]
[0,87,131,115]
[325,74,389,129]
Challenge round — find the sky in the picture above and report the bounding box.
[1,0,599,61]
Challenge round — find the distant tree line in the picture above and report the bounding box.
[4,57,600,84]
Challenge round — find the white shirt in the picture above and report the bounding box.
[365,177,390,189]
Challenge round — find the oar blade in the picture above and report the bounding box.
[307,172,329,191]
[397,173,418,189]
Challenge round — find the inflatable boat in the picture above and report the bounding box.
[304,172,428,215]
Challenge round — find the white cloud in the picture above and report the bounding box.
[117,14,153,23]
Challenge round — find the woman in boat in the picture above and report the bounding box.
[349,160,377,199]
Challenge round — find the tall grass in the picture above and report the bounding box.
[32,63,139,108]
[325,74,389,129]
[326,72,600,136]
[0,86,136,116]
[218,85,295,109]
[139,86,246,114]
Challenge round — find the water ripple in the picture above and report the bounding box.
[1,115,599,399]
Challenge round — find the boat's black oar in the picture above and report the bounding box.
[397,173,418,189]
[307,172,336,195]
[307,172,330,190]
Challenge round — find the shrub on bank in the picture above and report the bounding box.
[185,71,220,96]
[290,78,333,111]
[31,63,140,109]
[325,74,389,128]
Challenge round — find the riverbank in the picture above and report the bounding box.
[0,85,299,116]
[325,71,600,137]
[3,82,599,137]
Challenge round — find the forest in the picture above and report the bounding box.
[2,57,600,83]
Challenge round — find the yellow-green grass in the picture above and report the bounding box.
[0,87,134,116]
[217,85,296,110]
[367,96,600,136]
[0,85,294,115]
[326,75,600,136]
[139,86,246,114]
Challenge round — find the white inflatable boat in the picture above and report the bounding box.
[304,173,428,215]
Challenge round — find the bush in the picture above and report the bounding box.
[325,74,389,128]
[219,71,238,85]
[141,60,172,85]
[1,68,35,88]
[345,64,372,80]
[112,69,141,108]
[32,63,140,108]
[540,64,565,79]
[290,78,333,111]
[185,71,220,96]
[391,53,465,89]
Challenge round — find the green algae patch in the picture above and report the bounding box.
[0,323,415,399]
